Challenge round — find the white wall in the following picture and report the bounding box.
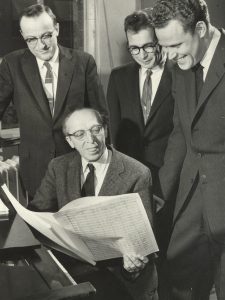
[84,0,141,94]
[96,0,139,94]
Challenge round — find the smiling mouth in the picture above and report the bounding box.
[87,147,99,152]
[176,55,187,62]
[144,58,153,63]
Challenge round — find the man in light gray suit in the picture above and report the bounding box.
[29,108,158,300]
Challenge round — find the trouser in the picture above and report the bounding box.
[159,175,225,300]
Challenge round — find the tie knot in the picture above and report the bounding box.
[193,62,203,73]
[87,163,95,173]
[43,61,52,71]
[146,69,152,77]
[144,69,152,85]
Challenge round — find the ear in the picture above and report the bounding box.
[103,126,108,140]
[65,136,75,149]
[195,21,207,38]
[155,44,163,64]
[55,23,59,36]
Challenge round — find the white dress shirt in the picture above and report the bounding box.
[81,148,112,196]
[139,59,165,106]
[200,26,221,81]
[36,47,59,99]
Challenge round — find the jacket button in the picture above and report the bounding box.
[200,174,207,184]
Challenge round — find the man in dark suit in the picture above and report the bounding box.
[152,0,225,298]
[0,4,107,198]
[107,9,174,196]
[30,107,158,300]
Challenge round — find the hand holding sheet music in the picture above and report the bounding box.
[1,184,158,265]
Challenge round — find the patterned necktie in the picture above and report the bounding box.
[142,69,152,124]
[81,163,95,197]
[43,61,54,115]
[194,63,204,104]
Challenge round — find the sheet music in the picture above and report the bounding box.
[1,184,95,265]
[55,193,158,261]
[2,184,158,263]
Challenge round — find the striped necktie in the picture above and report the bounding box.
[43,61,54,115]
[141,69,152,124]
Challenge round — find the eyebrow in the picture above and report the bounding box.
[129,41,157,47]
[23,31,53,39]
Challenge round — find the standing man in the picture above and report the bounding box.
[0,4,108,198]
[30,108,158,300]
[107,9,174,196]
[152,0,225,298]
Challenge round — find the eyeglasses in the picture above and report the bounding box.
[128,42,158,55]
[23,31,54,47]
[67,125,103,140]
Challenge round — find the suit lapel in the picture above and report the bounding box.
[192,32,225,126]
[53,46,76,123]
[126,63,145,131]
[99,149,124,196]
[146,61,172,124]
[183,68,197,120]
[21,50,52,121]
[67,152,82,199]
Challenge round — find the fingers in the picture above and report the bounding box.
[123,254,149,273]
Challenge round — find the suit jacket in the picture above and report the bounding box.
[159,29,225,243]
[107,60,174,195]
[0,45,107,196]
[30,148,157,300]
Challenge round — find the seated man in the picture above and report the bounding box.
[29,108,158,300]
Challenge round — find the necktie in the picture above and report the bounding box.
[194,63,204,104]
[142,69,152,124]
[43,61,54,115]
[81,164,95,197]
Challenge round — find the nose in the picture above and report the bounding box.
[139,48,148,59]
[36,37,47,49]
[85,130,95,143]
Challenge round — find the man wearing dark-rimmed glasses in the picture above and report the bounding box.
[29,107,158,300]
[107,9,175,200]
[0,4,108,199]
[107,9,176,260]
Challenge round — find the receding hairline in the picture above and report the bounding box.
[19,4,57,27]
[62,108,105,136]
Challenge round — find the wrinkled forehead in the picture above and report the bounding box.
[127,27,156,45]
[66,111,100,132]
[155,20,189,47]
[20,12,55,35]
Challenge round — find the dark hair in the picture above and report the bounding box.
[124,8,163,64]
[152,0,210,33]
[62,108,107,136]
[19,4,57,27]
[124,8,154,34]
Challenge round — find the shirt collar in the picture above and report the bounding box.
[140,54,165,76]
[81,147,109,173]
[200,26,221,70]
